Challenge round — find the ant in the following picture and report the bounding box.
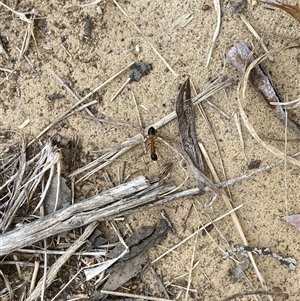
[147,126,158,161]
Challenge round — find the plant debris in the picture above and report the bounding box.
[227,42,300,136]
[260,0,300,23]
[224,245,297,271]
[282,214,300,231]
[129,62,152,82]
[97,219,170,300]
[248,159,261,169]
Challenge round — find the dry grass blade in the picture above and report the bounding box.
[239,13,274,62]
[0,137,62,232]
[28,61,135,147]
[0,269,14,301]
[101,290,175,301]
[199,143,270,298]
[0,1,37,60]
[151,204,243,264]
[220,289,289,301]
[206,0,221,67]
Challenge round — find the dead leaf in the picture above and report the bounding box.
[282,214,300,231]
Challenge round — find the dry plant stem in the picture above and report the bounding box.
[185,232,198,301]
[28,61,135,147]
[113,0,178,77]
[71,76,233,180]
[101,290,174,301]
[227,42,300,167]
[0,270,13,301]
[206,0,221,67]
[14,248,106,256]
[220,290,289,301]
[49,69,102,126]
[0,1,35,59]
[239,14,274,62]
[149,266,170,299]
[25,222,97,301]
[0,176,174,255]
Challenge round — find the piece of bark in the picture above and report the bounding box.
[108,220,168,262]
[95,254,147,301]
[98,220,169,300]
[107,226,155,260]
[227,42,300,136]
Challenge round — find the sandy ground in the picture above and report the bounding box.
[1,0,300,300]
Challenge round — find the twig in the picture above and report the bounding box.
[206,0,221,67]
[49,69,102,126]
[0,176,173,255]
[101,290,175,301]
[220,290,289,301]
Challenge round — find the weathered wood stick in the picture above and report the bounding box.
[0,176,175,256]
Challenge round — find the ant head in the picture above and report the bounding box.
[151,153,158,161]
[148,126,156,136]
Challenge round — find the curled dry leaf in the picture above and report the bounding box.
[260,0,300,23]
[176,78,217,203]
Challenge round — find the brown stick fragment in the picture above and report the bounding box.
[227,42,300,136]
[220,289,289,301]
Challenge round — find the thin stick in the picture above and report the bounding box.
[49,69,102,126]
[206,0,221,67]
[14,248,106,256]
[239,13,274,62]
[29,260,39,292]
[101,290,175,301]
[110,77,131,101]
[185,233,198,301]
[113,0,178,77]
[284,108,288,214]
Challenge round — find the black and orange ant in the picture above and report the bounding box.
[147,126,158,161]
